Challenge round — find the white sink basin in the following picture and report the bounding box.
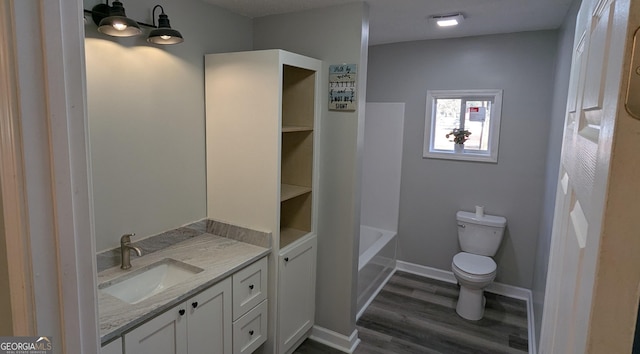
[99,258,204,304]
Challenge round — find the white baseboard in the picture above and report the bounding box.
[310,326,360,353]
[395,261,537,354]
[396,260,457,284]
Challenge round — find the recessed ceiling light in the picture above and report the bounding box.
[429,13,464,27]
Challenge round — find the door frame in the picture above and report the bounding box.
[4,0,99,352]
[540,0,640,352]
[0,0,35,336]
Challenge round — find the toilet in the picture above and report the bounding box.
[452,210,507,320]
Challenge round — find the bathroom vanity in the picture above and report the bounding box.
[97,227,270,354]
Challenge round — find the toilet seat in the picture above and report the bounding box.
[452,252,496,276]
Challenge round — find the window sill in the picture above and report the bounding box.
[424,150,498,163]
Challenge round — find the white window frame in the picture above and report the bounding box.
[423,89,503,163]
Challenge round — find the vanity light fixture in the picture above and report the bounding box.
[147,5,184,45]
[93,1,142,37]
[429,13,465,27]
[85,2,185,44]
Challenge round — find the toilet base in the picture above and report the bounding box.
[456,285,486,321]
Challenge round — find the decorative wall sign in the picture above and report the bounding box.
[329,64,357,111]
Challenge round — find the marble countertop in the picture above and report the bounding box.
[97,232,270,344]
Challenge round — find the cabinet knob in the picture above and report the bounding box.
[249,330,254,336]
[192,301,198,309]
[179,309,186,316]
[249,284,254,290]
[284,257,289,262]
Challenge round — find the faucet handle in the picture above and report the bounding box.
[121,233,136,244]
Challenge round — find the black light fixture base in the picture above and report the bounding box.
[84,2,182,42]
[146,5,184,45]
[87,3,155,28]
[91,3,110,26]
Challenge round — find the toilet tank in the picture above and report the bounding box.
[456,211,507,257]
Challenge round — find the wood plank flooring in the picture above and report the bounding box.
[294,271,529,354]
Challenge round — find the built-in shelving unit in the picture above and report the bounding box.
[280,64,316,248]
[205,50,321,354]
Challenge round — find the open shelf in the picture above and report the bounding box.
[281,131,313,188]
[281,184,312,202]
[283,65,315,129]
[279,192,311,247]
[280,228,311,249]
[282,125,313,133]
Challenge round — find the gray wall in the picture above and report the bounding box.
[531,0,581,344]
[254,3,369,337]
[367,31,559,289]
[84,0,253,251]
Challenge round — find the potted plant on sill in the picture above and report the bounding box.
[446,128,471,152]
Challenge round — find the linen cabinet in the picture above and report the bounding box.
[205,49,321,354]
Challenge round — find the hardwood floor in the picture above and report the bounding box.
[294,271,529,354]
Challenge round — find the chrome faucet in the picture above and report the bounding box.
[120,233,142,270]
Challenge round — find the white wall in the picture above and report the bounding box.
[531,0,580,344]
[367,30,559,289]
[254,2,369,337]
[361,103,404,232]
[84,0,253,251]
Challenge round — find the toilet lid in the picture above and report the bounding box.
[453,252,496,275]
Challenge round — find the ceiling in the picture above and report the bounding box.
[202,0,574,45]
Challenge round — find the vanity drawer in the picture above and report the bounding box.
[232,257,267,320]
[233,300,267,354]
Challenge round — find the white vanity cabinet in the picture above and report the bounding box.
[100,338,122,354]
[122,257,268,354]
[124,277,232,354]
[205,49,321,354]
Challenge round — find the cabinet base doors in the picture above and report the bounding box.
[278,235,317,353]
[124,278,232,354]
[188,278,232,354]
[124,305,187,354]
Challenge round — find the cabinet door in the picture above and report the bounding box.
[124,304,187,354]
[100,338,122,354]
[187,278,232,354]
[278,235,317,353]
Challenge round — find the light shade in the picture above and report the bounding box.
[97,1,142,37]
[147,11,184,45]
[429,13,464,27]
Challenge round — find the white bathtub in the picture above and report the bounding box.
[357,225,397,318]
[358,225,395,270]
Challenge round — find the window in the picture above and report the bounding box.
[423,89,503,163]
